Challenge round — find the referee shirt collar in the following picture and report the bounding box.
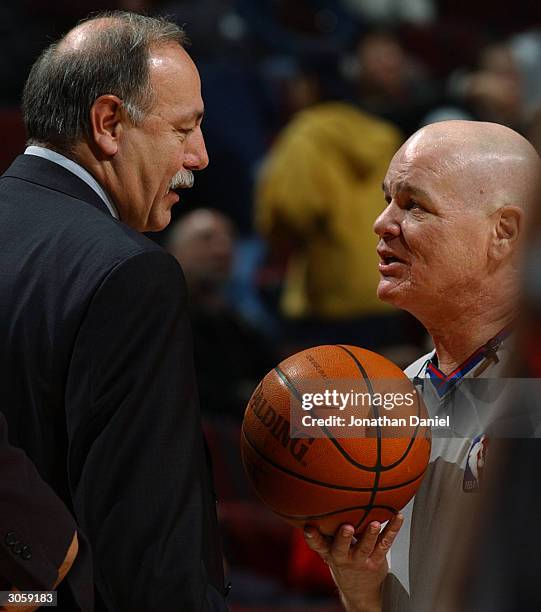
[24,145,119,220]
[426,325,512,398]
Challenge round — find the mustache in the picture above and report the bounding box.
[169,168,194,190]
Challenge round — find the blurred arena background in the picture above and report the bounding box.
[2,1,540,609]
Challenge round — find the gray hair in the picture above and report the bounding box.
[22,11,187,151]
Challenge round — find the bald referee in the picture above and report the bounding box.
[304,120,539,611]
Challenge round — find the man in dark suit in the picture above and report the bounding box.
[0,11,227,611]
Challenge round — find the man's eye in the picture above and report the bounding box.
[406,200,422,211]
[174,127,194,140]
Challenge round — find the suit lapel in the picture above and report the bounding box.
[1,154,114,218]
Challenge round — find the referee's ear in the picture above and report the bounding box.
[489,205,522,262]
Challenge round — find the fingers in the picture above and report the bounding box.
[353,521,381,561]
[369,513,404,565]
[304,524,331,557]
[304,513,403,567]
[304,523,357,562]
[329,524,356,562]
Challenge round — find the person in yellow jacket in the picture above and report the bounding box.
[256,102,408,349]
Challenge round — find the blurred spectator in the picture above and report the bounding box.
[460,41,524,130]
[167,209,276,420]
[256,101,426,353]
[256,102,400,322]
[422,38,532,131]
[354,30,441,134]
[440,33,541,135]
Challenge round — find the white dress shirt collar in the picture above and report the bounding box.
[24,145,119,219]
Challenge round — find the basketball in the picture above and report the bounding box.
[240,345,431,535]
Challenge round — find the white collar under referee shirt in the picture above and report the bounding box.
[24,145,119,220]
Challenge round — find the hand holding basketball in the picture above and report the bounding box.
[304,513,404,612]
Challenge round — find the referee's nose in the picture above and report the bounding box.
[374,201,401,239]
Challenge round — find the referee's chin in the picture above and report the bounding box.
[377,279,417,315]
[377,278,400,303]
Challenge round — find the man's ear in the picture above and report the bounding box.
[89,95,124,156]
[490,205,523,261]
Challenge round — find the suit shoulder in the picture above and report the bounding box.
[78,212,164,260]
[99,248,185,295]
[66,218,182,295]
[53,198,162,260]
[0,172,163,262]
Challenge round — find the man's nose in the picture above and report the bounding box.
[184,126,209,171]
[373,204,401,238]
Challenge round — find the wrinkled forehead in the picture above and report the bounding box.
[384,136,468,201]
[148,44,204,119]
[395,130,468,174]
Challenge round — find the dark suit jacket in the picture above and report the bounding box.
[0,154,227,610]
